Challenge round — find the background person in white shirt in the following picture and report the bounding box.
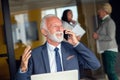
[61,9,85,41]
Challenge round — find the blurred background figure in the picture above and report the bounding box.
[93,3,119,80]
[61,9,85,41]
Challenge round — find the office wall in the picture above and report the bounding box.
[76,2,104,76]
[77,2,97,54]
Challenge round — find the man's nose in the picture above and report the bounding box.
[57,26,63,31]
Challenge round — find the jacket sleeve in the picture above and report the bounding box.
[15,57,33,80]
[74,43,101,70]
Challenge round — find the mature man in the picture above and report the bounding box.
[15,14,100,80]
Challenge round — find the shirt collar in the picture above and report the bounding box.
[47,42,61,51]
[102,15,109,21]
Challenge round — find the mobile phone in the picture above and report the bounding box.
[64,30,69,40]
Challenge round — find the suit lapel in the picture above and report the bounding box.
[42,44,50,73]
[61,42,69,70]
[42,42,72,72]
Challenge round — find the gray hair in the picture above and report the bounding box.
[98,3,112,14]
[40,14,57,30]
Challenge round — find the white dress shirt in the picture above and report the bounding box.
[47,42,63,72]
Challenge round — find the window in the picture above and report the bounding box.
[41,6,78,21]
[12,14,38,45]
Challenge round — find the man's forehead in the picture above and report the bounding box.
[48,22,62,27]
[47,18,62,24]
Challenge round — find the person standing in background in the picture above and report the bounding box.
[61,9,85,41]
[93,3,119,80]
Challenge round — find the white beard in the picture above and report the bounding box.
[47,31,63,43]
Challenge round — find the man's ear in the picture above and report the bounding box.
[41,29,47,36]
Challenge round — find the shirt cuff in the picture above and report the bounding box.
[73,42,80,47]
[19,68,28,73]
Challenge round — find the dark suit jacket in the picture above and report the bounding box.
[15,41,100,80]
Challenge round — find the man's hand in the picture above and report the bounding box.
[65,30,79,46]
[20,46,31,72]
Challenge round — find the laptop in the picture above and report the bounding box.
[31,70,78,80]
